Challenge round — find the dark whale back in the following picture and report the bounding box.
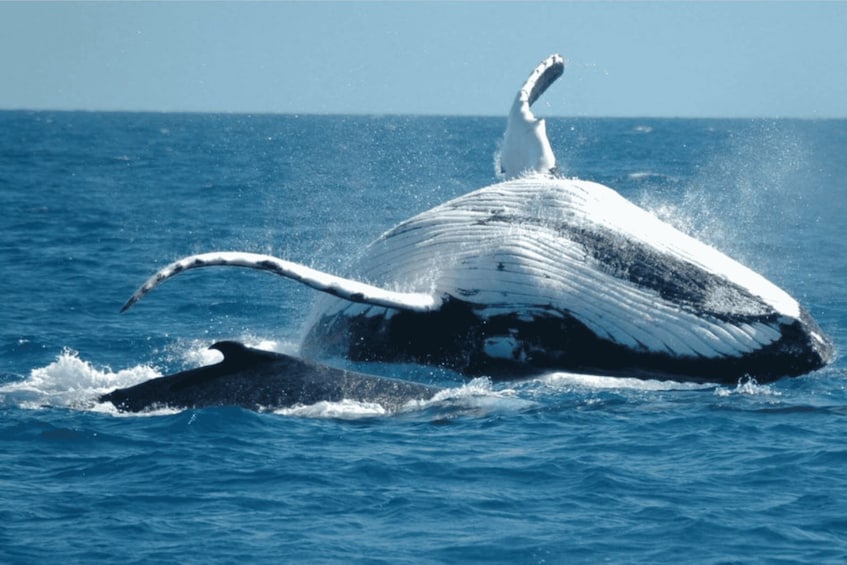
[100,341,439,413]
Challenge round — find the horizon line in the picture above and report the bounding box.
[1,107,844,121]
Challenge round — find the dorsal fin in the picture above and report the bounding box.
[209,340,252,362]
[499,54,565,180]
[207,340,282,370]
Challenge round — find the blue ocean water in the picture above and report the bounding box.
[1,111,846,563]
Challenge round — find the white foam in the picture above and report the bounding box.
[274,399,389,419]
[714,377,781,397]
[270,377,534,419]
[539,371,713,392]
[413,377,535,412]
[0,349,160,412]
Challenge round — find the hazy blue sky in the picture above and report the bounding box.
[2,2,845,118]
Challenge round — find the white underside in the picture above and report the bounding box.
[317,175,801,359]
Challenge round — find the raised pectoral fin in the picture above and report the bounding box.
[121,251,442,313]
[500,54,564,179]
[522,53,565,108]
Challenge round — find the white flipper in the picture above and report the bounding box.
[120,252,441,313]
[499,53,564,180]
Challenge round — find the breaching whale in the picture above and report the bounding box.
[121,54,833,384]
[100,341,440,413]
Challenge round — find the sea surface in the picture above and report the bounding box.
[1,111,846,563]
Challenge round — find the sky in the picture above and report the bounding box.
[1,1,845,118]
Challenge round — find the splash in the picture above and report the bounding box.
[413,377,535,414]
[0,348,160,412]
[272,378,534,420]
[714,376,782,398]
[639,121,809,271]
[274,399,389,419]
[538,371,712,392]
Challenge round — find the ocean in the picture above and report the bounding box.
[1,111,845,563]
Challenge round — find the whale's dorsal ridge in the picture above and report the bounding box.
[499,54,565,180]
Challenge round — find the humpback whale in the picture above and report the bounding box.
[121,54,833,385]
[100,341,440,413]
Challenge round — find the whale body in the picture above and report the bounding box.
[121,54,833,384]
[100,341,440,413]
[299,175,832,382]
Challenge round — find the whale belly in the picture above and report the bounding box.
[302,176,833,383]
